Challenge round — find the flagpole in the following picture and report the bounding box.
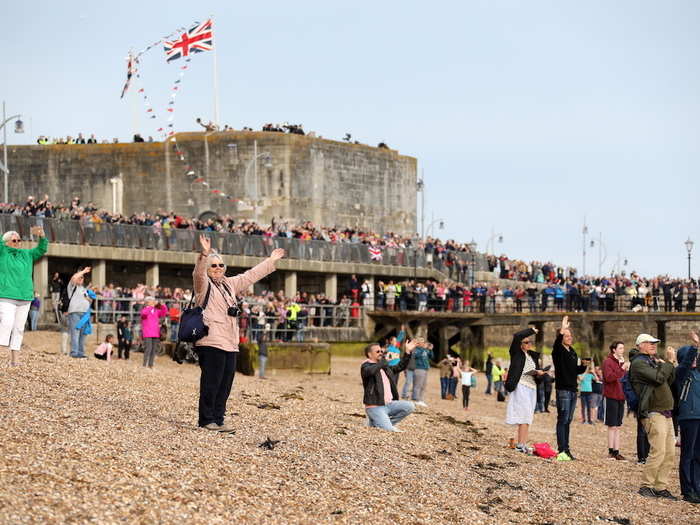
[211,15,221,129]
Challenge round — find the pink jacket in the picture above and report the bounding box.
[140,304,167,338]
[193,255,276,352]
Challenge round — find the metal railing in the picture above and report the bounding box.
[370,293,699,314]
[48,296,365,347]
[0,215,488,276]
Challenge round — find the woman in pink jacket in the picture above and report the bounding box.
[195,235,284,432]
[140,297,167,368]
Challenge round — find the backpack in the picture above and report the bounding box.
[620,372,638,412]
[58,285,76,314]
[177,284,211,343]
[533,442,558,459]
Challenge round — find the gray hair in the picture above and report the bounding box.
[2,231,19,243]
[207,252,225,266]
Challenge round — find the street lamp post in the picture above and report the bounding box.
[1,101,23,204]
[485,228,503,255]
[425,218,445,238]
[467,239,478,286]
[685,237,694,279]
[244,139,272,224]
[582,218,588,276]
[416,173,425,239]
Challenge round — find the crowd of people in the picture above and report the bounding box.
[369,276,699,313]
[361,316,700,504]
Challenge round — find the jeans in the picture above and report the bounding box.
[169,322,179,342]
[68,312,87,357]
[581,392,593,423]
[365,400,415,431]
[29,309,40,331]
[679,420,700,497]
[535,382,545,412]
[484,374,493,394]
[449,377,458,397]
[197,346,238,427]
[556,390,577,452]
[593,393,605,421]
[401,370,415,399]
[258,355,268,378]
[494,380,504,396]
[412,369,428,401]
[440,377,450,399]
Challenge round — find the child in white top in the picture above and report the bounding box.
[94,334,114,362]
[460,360,478,411]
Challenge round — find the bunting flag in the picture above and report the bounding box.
[121,21,255,211]
[120,53,137,99]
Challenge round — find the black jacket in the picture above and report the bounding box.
[505,328,540,393]
[551,331,587,392]
[361,352,411,406]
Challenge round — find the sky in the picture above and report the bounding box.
[4,1,699,278]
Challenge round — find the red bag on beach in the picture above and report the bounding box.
[533,442,557,459]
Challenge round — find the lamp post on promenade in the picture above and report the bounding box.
[686,237,694,280]
[467,239,478,286]
[244,140,272,223]
[1,101,24,204]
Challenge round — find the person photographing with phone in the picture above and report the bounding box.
[361,338,418,432]
[630,333,677,499]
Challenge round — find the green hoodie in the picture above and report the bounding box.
[0,237,48,301]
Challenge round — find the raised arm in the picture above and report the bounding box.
[70,266,91,285]
[509,327,536,357]
[193,235,211,296]
[29,226,48,261]
[674,340,698,391]
[228,248,285,295]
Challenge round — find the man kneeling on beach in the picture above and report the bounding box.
[361,339,418,431]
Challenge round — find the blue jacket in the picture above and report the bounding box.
[675,345,700,422]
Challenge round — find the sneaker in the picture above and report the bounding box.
[415,401,428,407]
[217,423,235,433]
[391,427,404,433]
[655,489,678,501]
[565,450,576,461]
[203,423,221,431]
[556,452,572,462]
[637,458,647,465]
[607,452,617,460]
[638,487,658,498]
[614,453,626,461]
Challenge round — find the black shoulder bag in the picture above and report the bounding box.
[177,284,212,343]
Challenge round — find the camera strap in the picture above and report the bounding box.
[210,279,237,307]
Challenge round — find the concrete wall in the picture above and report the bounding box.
[7,132,417,236]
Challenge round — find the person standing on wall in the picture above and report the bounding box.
[0,227,48,366]
[194,235,285,432]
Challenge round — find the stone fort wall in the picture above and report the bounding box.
[6,132,417,235]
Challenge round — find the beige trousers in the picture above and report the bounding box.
[641,412,676,491]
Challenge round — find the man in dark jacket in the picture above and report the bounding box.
[361,339,417,432]
[551,316,587,460]
[674,332,700,504]
[630,333,677,500]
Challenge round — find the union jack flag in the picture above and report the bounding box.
[163,19,214,63]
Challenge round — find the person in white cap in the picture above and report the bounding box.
[629,333,678,500]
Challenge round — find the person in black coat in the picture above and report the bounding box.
[361,339,417,431]
[505,326,545,453]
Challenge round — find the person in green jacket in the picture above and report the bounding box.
[0,226,48,365]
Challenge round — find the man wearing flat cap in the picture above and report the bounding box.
[629,333,677,500]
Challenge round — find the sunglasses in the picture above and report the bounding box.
[8,239,20,244]
[521,340,531,345]
[210,263,225,268]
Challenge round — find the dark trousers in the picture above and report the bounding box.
[449,377,458,397]
[197,346,238,427]
[118,340,131,359]
[556,390,577,452]
[440,377,450,398]
[544,386,553,411]
[485,374,493,394]
[581,392,593,423]
[462,385,471,408]
[679,420,700,497]
[636,414,651,461]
